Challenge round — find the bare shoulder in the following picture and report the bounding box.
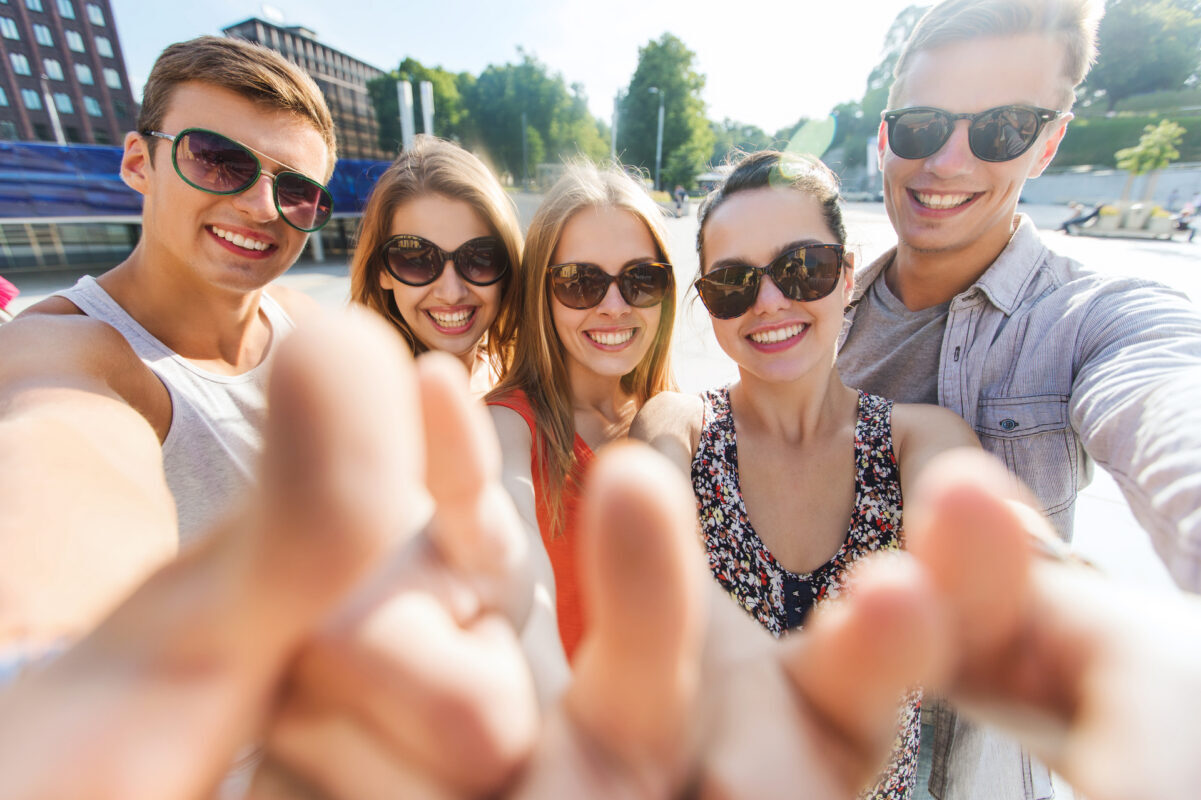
[0,312,168,435]
[487,404,533,454]
[891,401,977,444]
[629,391,703,475]
[265,283,323,326]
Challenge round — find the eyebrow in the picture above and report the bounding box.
[706,239,828,273]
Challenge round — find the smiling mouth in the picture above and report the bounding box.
[911,190,978,210]
[586,329,635,346]
[427,308,476,330]
[748,323,807,344]
[210,225,272,252]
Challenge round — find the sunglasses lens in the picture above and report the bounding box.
[697,266,759,320]
[384,238,442,286]
[174,130,259,194]
[772,246,842,302]
[970,106,1041,162]
[549,264,609,309]
[619,263,671,307]
[275,173,333,232]
[890,110,952,159]
[455,239,508,286]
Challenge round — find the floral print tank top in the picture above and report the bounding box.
[691,386,918,800]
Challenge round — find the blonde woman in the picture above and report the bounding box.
[486,164,676,660]
[351,135,523,392]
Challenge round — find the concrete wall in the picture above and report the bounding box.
[1022,163,1201,209]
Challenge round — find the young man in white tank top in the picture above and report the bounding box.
[0,36,335,649]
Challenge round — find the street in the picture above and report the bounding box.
[6,200,1192,589]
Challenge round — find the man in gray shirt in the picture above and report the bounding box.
[838,0,1201,797]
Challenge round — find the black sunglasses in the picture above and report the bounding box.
[547,261,673,310]
[382,234,509,287]
[695,244,844,320]
[881,105,1064,163]
[142,128,333,232]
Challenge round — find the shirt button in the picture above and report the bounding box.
[1000,418,1019,431]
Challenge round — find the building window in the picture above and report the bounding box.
[25,0,42,11]
[0,16,17,38]
[64,124,80,141]
[102,66,118,88]
[65,29,82,51]
[82,94,100,116]
[94,33,110,56]
[74,63,91,84]
[84,1,100,24]
[55,0,73,18]
[9,52,31,75]
[92,127,109,144]
[33,23,51,46]
[42,57,62,79]
[52,91,71,113]
[33,121,51,140]
[0,122,17,141]
[21,87,42,109]
[0,86,8,106]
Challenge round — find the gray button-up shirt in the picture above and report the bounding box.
[838,215,1201,799]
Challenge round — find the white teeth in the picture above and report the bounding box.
[428,309,473,328]
[586,329,635,346]
[749,323,806,344]
[211,225,270,251]
[914,191,974,209]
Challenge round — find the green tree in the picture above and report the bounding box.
[618,34,714,189]
[1115,119,1186,200]
[367,58,474,154]
[462,50,608,183]
[1085,0,1201,111]
[710,118,772,165]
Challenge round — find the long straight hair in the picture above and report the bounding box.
[350,135,524,376]
[488,163,677,534]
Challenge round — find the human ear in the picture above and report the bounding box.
[120,131,152,196]
[876,119,888,172]
[1029,113,1073,179]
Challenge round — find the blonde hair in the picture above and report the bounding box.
[138,36,337,177]
[350,135,524,374]
[889,0,1103,110]
[487,163,677,534]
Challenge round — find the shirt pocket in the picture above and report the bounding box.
[975,395,1077,517]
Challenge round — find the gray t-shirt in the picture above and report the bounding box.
[838,270,948,404]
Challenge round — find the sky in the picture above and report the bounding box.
[111,0,919,135]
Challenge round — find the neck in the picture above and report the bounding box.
[888,216,1017,309]
[98,244,271,373]
[568,361,633,421]
[731,363,855,443]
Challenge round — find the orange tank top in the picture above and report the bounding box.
[487,389,593,661]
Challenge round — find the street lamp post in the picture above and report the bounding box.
[648,86,664,191]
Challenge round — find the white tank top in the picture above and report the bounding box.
[56,276,295,545]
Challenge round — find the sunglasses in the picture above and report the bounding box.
[142,128,334,232]
[881,105,1064,163]
[547,261,673,310]
[382,234,509,287]
[695,244,844,320]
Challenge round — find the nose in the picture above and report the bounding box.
[923,120,975,178]
[230,173,279,224]
[429,258,470,303]
[750,272,790,315]
[595,278,630,316]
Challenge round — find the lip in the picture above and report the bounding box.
[208,224,277,259]
[424,305,478,335]
[744,321,808,353]
[906,188,982,218]
[584,326,639,351]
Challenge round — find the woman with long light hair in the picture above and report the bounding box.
[350,135,523,392]
[486,163,676,660]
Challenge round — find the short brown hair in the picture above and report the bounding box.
[137,36,337,177]
[349,135,524,373]
[889,0,1103,109]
